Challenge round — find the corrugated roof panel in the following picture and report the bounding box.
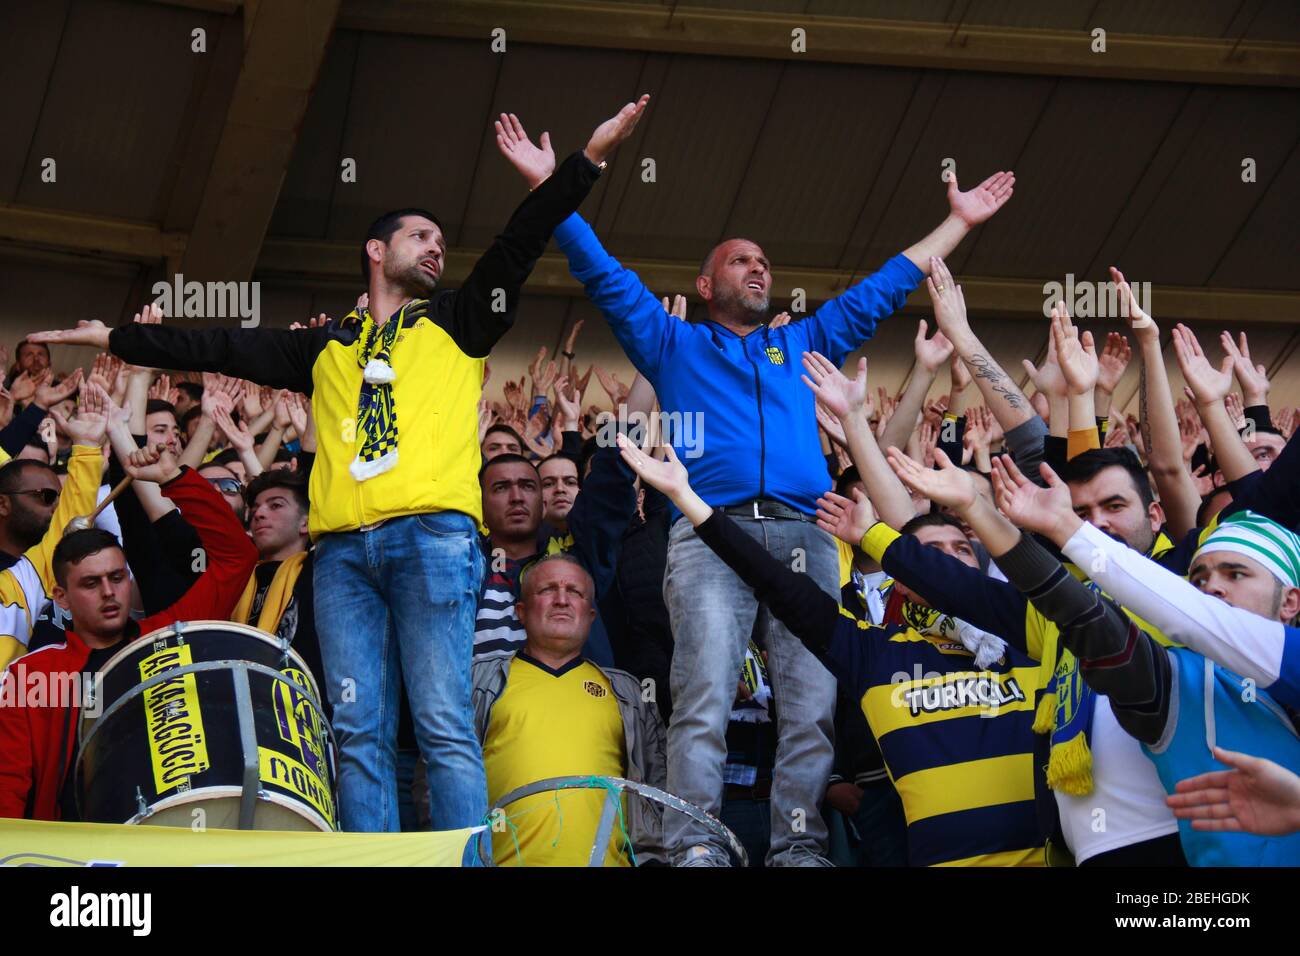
[1210,141,1300,291]
[0,0,70,203]
[15,0,226,220]
[720,60,920,268]
[321,35,499,241]
[1110,86,1300,286]
[267,30,361,239]
[602,53,784,260]
[456,44,650,250]
[962,78,1190,282]
[849,69,1056,278]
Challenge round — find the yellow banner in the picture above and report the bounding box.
[138,645,210,795]
[0,818,479,867]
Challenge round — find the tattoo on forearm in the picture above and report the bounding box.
[966,351,1026,411]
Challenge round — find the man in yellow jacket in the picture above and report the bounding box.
[31,100,648,836]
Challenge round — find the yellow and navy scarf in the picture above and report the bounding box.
[1037,530,1177,796]
[232,551,309,633]
[348,301,427,481]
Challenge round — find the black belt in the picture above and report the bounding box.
[717,499,817,523]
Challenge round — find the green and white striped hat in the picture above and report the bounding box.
[1195,510,1300,589]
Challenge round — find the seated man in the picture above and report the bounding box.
[619,437,1044,867]
[474,553,666,866]
[990,455,1300,866]
[0,443,257,820]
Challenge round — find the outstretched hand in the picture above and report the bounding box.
[990,454,1078,544]
[51,381,109,447]
[815,488,877,547]
[1049,301,1098,396]
[1167,746,1300,837]
[947,169,1015,227]
[885,446,978,513]
[585,95,650,167]
[616,433,690,500]
[1171,323,1233,409]
[495,112,555,190]
[28,318,111,350]
[801,352,868,422]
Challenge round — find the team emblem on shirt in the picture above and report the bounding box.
[583,680,607,699]
[765,346,785,365]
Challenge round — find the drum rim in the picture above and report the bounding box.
[125,785,335,833]
[93,619,320,701]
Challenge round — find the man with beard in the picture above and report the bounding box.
[552,156,1015,865]
[29,99,649,835]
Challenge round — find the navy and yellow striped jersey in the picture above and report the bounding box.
[692,510,1045,867]
[826,609,1045,866]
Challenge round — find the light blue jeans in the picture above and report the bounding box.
[663,515,838,865]
[314,512,487,833]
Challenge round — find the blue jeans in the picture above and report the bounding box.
[314,512,487,832]
[663,515,838,865]
[827,782,909,867]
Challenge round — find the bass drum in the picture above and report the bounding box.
[77,620,338,832]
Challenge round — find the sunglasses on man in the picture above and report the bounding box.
[206,477,244,496]
[7,488,60,506]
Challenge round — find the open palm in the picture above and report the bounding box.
[947,170,1015,227]
[886,446,976,511]
[616,434,690,499]
[495,112,555,189]
[801,352,867,421]
[1172,324,1232,406]
[815,489,876,546]
[990,455,1074,539]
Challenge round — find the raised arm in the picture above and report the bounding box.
[924,257,1035,435]
[877,320,949,455]
[455,100,645,356]
[1116,267,1199,540]
[800,351,915,529]
[992,454,1300,711]
[30,308,326,395]
[1172,323,1257,487]
[902,170,1015,275]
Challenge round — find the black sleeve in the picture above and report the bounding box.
[108,323,331,395]
[0,404,47,456]
[936,415,965,469]
[566,441,637,602]
[1224,426,1300,532]
[995,531,1172,745]
[1043,434,1068,475]
[110,435,201,615]
[693,511,841,654]
[560,428,583,461]
[442,151,603,357]
[297,449,315,483]
[1244,404,1273,436]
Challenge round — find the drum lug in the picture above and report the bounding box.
[135,787,148,817]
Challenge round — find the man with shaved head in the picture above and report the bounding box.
[549,155,1015,866]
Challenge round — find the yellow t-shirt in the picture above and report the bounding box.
[483,654,630,867]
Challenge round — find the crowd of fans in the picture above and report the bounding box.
[1,95,1298,868]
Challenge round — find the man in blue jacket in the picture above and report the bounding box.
[554,161,1015,865]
